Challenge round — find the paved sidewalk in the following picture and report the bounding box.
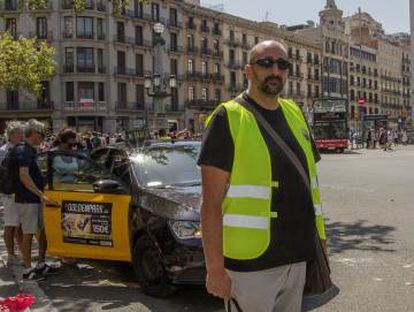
[0,205,57,311]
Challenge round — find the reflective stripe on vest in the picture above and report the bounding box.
[227,185,271,199]
[223,214,268,229]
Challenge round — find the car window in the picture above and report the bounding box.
[90,148,112,170]
[51,153,111,192]
[131,144,201,188]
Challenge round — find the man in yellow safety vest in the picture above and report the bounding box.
[198,40,326,312]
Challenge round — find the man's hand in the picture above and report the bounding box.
[41,195,59,207]
[206,268,232,299]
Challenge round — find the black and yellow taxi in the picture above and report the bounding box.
[40,141,204,297]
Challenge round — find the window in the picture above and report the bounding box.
[171,87,178,109]
[97,49,104,72]
[169,8,177,26]
[136,84,144,108]
[201,61,207,75]
[136,54,143,76]
[229,49,235,63]
[242,52,248,65]
[201,37,208,52]
[117,22,125,42]
[51,154,111,191]
[36,17,47,39]
[213,39,219,55]
[65,82,74,101]
[214,63,220,75]
[201,88,208,101]
[229,30,234,42]
[134,0,143,17]
[85,0,93,9]
[214,89,221,102]
[254,36,259,44]
[97,18,104,39]
[151,3,159,22]
[77,48,94,72]
[76,17,93,39]
[65,47,74,71]
[242,33,247,45]
[187,34,194,51]
[117,51,125,74]
[5,18,16,38]
[188,86,194,101]
[188,16,195,29]
[6,90,19,108]
[135,25,143,45]
[78,82,94,100]
[187,59,194,74]
[296,82,301,95]
[170,33,177,51]
[314,85,319,97]
[118,83,127,104]
[230,71,236,87]
[64,17,73,37]
[170,59,177,75]
[307,84,312,97]
[98,82,105,101]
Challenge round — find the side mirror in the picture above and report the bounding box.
[93,179,125,194]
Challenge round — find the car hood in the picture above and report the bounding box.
[139,186,202,221]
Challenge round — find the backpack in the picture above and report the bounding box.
[0,146,18,195]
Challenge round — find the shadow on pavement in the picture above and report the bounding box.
[325,219,396,254]
[40,261,222,312]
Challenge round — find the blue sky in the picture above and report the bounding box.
[200,0,410,34]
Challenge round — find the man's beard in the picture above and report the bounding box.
[259,76,284,96]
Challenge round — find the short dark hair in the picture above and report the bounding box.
[55,128,77,145]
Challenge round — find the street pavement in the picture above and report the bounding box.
[0,146,413,311]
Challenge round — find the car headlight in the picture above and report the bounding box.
[168,220,201,240]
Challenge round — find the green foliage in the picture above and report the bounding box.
[0,32,56,95]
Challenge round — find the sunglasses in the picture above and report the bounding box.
[251,58,291,71]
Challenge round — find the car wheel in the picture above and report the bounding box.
[132,235,177,297]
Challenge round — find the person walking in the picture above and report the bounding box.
[0,122,24,263]
[198,40,327,312]
[12,119,57,280]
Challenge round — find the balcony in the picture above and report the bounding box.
[226,60,243,70]
[187,46,199,54]
[115,101,144,111]
[165,104,185,112]
[29,31,53,42]
[170,45,184,53]
[77,65,95,73]
[212,50,222,59]
[200,25,210,33]
[186,99,218,109]
[186,23,197,31]
[77,33,94,40]
[96,2,106,11]
[199,72,210,82]
[97,66,106,74]
[211,74,224,82]
[290,73,304,80]
[186,71,199,81]
[0,101,54,112]
[200,48,212,56]
[62,0,73,9]
[63,64,74,73]
[62,31,73,39]
[225,38,242,47]
[63,101,107,112]
[97,33,106,40]
[168,20,182,28]
[212,28,221,36]
[227,84,244,92]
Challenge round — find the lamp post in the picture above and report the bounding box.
[144,23,177,130]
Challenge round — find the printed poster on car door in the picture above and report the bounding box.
[61,200,113,247]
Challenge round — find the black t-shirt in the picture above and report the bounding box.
[197,93,321,272]
[14,142,45,204]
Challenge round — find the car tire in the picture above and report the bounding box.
[132,235,177,297]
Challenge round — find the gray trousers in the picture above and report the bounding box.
[226,261,306,312]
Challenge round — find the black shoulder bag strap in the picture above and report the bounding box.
[233,96,311,193]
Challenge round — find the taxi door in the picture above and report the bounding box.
[43,151,132,262]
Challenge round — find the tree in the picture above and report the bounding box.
[0,31,56,95]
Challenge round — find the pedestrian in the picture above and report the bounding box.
[0,122,24,263]
[12,119,57,280]
[198,40,327,312]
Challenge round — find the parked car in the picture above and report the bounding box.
[41,141,204,297]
